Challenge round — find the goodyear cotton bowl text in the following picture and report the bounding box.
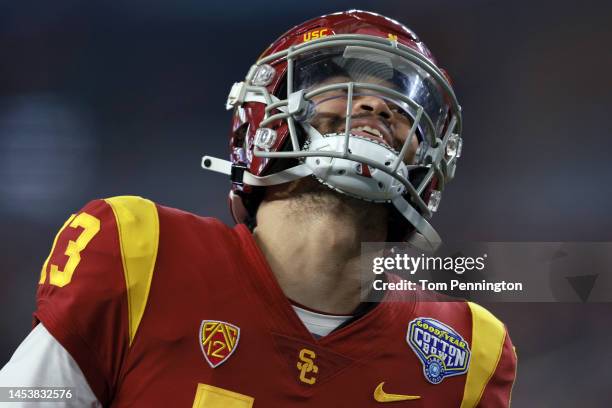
[407,317,470,384]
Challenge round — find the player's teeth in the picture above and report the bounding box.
[352,126,383,138]
[367,127,383,138]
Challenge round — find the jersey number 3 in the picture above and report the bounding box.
[39,212,101,287]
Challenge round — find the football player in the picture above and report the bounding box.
[0,10,516,407]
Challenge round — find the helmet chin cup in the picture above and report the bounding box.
[304,132,408,202]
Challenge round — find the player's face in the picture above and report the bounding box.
[307,75,420,164]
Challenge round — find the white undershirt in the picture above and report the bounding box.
[0,324,100,407]
[292,305,353,337]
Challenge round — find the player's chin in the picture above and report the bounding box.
[262,177,330,203]
[287,177,338,199]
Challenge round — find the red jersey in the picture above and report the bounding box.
[35,196,516,407]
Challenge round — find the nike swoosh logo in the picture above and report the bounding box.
[374,382,421,403]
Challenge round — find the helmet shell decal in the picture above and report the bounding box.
[301,28,332,43]
[407,317,471,384]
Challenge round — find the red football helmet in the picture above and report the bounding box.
[203,10,462,250]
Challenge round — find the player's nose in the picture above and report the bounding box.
[352,95,392,120]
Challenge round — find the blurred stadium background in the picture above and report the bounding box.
[1,0,611,405]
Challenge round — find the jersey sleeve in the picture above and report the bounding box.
[0,323,102,407]
[460,302,517,408]
[34,196,159,405]
[477,329,517,407]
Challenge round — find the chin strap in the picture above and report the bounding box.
[243,165,312,186]
[202,155,441,252]
[391,196,441,252]
[201,156,313,186]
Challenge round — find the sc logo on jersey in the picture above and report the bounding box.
[407,318,470,384]
[297,348,318,385]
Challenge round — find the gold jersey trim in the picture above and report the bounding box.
[105,196,159,346]
[460,302,507,408]
[192,384,254,408]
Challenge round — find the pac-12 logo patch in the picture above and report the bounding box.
[407,317,470,384]
[199,320,240,368]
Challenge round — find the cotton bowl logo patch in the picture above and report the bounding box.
[407,317,470,384]
[199,320,240,368]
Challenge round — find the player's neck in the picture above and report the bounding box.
[253,195,386,315]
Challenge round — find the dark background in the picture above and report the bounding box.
[1,0,611,405]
